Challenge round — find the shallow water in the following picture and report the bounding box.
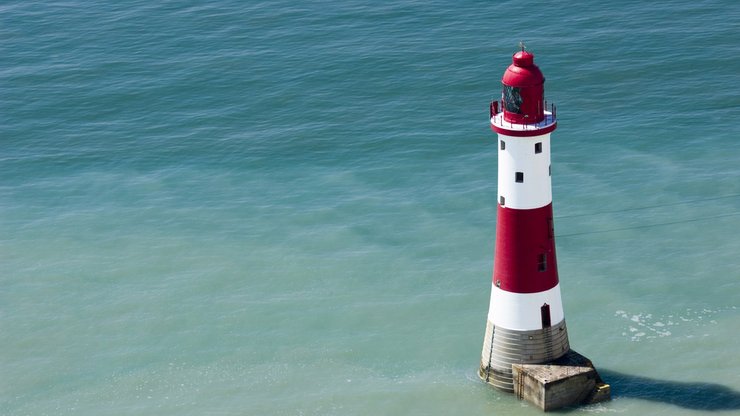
[2,1,740,414]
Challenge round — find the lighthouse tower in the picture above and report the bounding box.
[479,50,570,392]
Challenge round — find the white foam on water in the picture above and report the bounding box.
[614,307,730,342]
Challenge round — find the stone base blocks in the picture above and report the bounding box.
[479,320,570,392]
[511,350,611,411]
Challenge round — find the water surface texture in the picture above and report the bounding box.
[2,1,740,415]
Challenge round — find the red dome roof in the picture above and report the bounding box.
[502,51,544,87]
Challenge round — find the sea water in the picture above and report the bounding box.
[2,1,740,415]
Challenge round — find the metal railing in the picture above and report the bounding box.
[489,100,557,127]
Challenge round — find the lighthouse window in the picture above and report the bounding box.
[515,172,524,183]
[549,165,551,176]
[500,140,505,150]
[535,142,542,154]
[499,196,505,205]
[538,253,547,272]
[541,304,552,328]
[503,85,523,114]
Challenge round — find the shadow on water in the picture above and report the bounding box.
[600,369,740,411]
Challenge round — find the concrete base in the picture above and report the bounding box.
[480,320,570,392]
[511,350,611,411]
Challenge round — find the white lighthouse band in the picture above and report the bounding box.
[487,283,564,331]
[497,129,553,210]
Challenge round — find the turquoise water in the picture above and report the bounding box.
[2,1,740,414]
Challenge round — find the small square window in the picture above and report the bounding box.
[499,196,505,205]
[515,172,524,183]
[538,253,547,272]
[535,142,542,153]
[500,140,505,150]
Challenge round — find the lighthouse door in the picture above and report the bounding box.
[540,303,551,328]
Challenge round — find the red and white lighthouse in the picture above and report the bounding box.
[479,50,570,392]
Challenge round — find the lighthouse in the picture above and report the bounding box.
[479,49,569,392]
[478,49,610,410]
